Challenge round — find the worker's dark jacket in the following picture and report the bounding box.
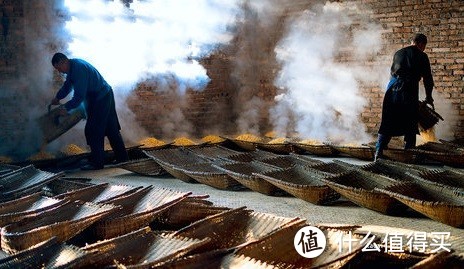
[378,45,434,136]
[55,58,126,166]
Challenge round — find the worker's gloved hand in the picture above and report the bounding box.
[50,98,60,105]
[425,96,434,109]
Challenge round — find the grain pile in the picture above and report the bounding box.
[139,137,167,148]
[235,133,264,143]
[61,144,86,155]
[201,135,225,144]
[28,151,54,161]
[267,137,288,144]
[173,137,197,146]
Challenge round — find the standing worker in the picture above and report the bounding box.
[375,33,435,161]
[51,52,128,170]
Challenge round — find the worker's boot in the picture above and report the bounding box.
[374,147,383,162]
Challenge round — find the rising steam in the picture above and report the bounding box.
[274,2,384,143]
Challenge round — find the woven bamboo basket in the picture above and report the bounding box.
[177,162,243,190]
[439,139,464,149]
[417,141,463,153]
[320,170,407,214]
[37,104,86,144]
[0,193,67,227]
[329,144,375,161]
[345,249,429,268]
[1,201,118,253]
[230,139,260,151]
[258,155,323,169]
[0,165,63,202]
[221,254,290,269]
[82,226,210,268]
[93,186,190,239]
[117,158,167,176]
[151,248,235,269]
[186,145,240,161]
[255,165,340,204]
[174,207,299,254]
[214,161,285,195]
[255,138,296,154]
[0,164,19,177]
[416,169,464,192]
[309,161,355,175]
[42,178,94,197]
[359,159,426,182]
[291,141,339,156]
[144,148,210,182]
[0,237,62,269]
[382,148,424,164]
[235,220,364,269]
[375,182,464,227]
[410,251,464,269]
[153,197,230,230]
[53,183,109,202]
[44,242,90,269]
[414,149,464,168]
[222,149,278,163]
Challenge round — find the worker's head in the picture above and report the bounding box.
[52,52,70,74]
[413,33,427,52]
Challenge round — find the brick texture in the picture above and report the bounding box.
[1,0,463,157]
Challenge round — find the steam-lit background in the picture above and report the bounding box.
[0,0,456,161]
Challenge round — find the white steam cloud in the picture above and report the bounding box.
[274,2,384,143]
[64,0,239,93]
[62,0,241,142]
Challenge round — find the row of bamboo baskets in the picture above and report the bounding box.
[0,163,462,267]
[127,145,464,229]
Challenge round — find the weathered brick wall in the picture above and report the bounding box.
[1,0,463,160]
[128,0,464,139]
[358,0,464,138]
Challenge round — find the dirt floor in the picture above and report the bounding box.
[68,155,464,256]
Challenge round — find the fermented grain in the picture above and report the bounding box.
[28,151,54,161]
[61,144,86,155]
[173,137,196,146]
[139,137,167,148]
[268,137,287,144]
[235,133,263,142]
[201,135,225,144]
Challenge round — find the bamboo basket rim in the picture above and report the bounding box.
[320,169,399,191]
[375,182,464,227]
[53,182,110,200]
[258,155,324,169]
[418,169,464,189]
[186,145,241,160]
[1,201,119,253]
[116,158,166,176]
[143,147,210,167]
[254,165,333,187]
[375,181,464,206]
[0,195,66,221]
[213,161,281,180]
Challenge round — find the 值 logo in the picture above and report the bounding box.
[294,226,327,258]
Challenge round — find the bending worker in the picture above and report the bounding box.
[375,33,435,161]
[51,52,128,170]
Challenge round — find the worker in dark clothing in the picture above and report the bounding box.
[51,52,128,170]
[375,33,434,161]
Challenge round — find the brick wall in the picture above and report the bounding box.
[128,0,464,140]
[1,0,463,160]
